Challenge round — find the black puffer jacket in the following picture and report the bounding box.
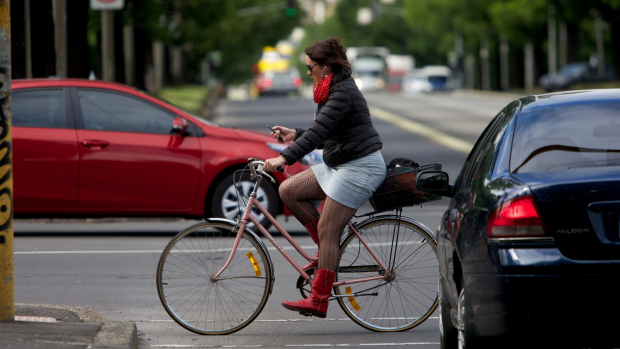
[280,73,383,167]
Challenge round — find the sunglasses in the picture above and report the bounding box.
[306,63,319,72]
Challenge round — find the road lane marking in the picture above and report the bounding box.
[152,344,440,348]
[369,106,473,154]
[415,94,502,115]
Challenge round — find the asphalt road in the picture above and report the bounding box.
[13,89,518,348]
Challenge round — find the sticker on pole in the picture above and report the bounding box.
[91,0,125,10]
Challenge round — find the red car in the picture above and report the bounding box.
[12,79,320,229]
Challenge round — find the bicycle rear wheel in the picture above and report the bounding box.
[335,217,439,332]
[156,221,272,335]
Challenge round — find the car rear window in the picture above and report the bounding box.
[511,103,620,173]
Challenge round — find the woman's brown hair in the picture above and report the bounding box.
[305,37,351,84]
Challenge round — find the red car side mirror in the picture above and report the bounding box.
[171,117,188,136]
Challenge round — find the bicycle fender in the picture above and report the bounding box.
[205,217,276,295]
[342,214,436,243]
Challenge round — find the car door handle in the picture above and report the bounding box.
[81,140,110,149]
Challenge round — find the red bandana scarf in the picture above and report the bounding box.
[313,73,333,105]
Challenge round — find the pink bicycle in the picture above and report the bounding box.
[156,159,439,335]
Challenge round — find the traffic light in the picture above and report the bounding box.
[286,0,296,17]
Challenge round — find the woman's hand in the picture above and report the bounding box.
[271,126,295,143]
[264,156,287,172]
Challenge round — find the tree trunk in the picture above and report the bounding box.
[609,17,620,80]
[67,0,90,78]
[10,0,26,79]
[30,0,56,78]
[114,10,125,83]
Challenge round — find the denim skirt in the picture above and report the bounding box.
[311,150,386,209]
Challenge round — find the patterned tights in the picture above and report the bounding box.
[279,169,357,271]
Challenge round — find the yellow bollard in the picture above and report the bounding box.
[0,0,14,322]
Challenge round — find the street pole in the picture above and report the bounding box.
[0,0,15,322]
[52,0,67,78]
[102,10,115,81]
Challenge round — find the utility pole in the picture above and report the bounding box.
[0,0,15,322]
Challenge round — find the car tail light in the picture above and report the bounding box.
[261,78,273,88]
[487,194,548,238]
[293,77,302,86]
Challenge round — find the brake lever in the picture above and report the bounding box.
[261,170,277,184]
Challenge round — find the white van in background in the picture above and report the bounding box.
[403,65,453,93]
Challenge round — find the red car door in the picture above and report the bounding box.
[12,88,80,211]
[73,88,202,212]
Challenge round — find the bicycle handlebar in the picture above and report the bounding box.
[247,158,279,184]
[247,158,283,173]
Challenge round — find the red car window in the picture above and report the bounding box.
[12,89,67,129]
[77,89,175,134]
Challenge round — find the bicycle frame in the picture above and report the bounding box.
[212,174,388,288]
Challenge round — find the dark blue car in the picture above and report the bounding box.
[416,90,620,348]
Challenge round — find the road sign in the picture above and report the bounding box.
[91,0,124,10]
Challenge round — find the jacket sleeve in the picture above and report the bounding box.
[280,88,352,165]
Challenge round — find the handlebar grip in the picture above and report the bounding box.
[276,166,284,172]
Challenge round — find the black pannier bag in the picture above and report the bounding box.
[368,160,442,213]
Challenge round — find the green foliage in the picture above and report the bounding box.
[122,0,302,84]
[159,85,210,114]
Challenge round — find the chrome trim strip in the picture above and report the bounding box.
[498,248,620,267]
[488,237,554,244]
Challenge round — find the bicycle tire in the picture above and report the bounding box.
[156,221,272,335]
[334,217,439,332]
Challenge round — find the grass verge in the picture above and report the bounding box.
[158,85,210,115]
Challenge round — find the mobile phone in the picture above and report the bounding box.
[267,125,284,141]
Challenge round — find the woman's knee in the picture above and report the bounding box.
[278,178,294,203]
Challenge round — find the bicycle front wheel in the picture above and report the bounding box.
[156,222,272,335]
[335,217,439,332]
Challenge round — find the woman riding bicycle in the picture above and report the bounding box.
[263,37,386,318]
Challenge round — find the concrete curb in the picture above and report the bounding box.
[15,303,138,349]
[93,322,138,349]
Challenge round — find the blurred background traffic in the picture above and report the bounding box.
[10,0,620,105]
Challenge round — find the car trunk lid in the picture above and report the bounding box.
[513,167,620,260]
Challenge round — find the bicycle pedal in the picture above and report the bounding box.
[299,311,313,317]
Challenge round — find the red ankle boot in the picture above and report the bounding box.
[282,269,335,318]
[301,217,320,271]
